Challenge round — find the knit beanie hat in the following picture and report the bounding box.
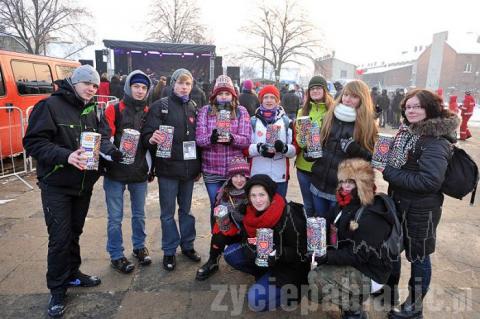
[243,79,254,91]
[211,75,237,99]
[130,73,151,89]
[258,85,280,102]
[170,68,193,86]
[71,65,100,86]
[245,174,277,201]
[227,157,250,178]
[308,76,328,91]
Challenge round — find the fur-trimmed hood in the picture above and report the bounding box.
[409,110,460,141]
[337,159,375,206]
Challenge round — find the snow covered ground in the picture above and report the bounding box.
[470,105,480,127]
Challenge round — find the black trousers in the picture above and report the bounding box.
[210,233,241,258]
[41,186,92,293]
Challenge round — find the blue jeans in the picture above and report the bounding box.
[158,177,196,255]
[312,194,336,220]
[276,182,288,198]
[391,255,432,297]
[204,181,225,228]
[104,177,148,260]
[296,170,314,217]
[224,243,282,311]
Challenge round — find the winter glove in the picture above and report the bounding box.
[274,140,288,154]
[218,133,234,145]
[257,143,275,158]
[303,151,316,162]
[111,149,124,163]
[210,129,219,144]
[267,250,277,267]
[340,137,355,154]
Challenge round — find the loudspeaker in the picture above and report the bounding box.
[226,66,240,86]
[95,50,107,75]
[214,56,223,81]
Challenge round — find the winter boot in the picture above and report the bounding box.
[196,255,220,281]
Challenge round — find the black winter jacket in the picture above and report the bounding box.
[238,91,260,116]
[99,95,149,183]
[241,199,309,288]
[23,79,100,195]
[383,113,459,261]
[326,197,394,284]
[281,91,300,115]
[311,116,372,196]
[141,95,201,181]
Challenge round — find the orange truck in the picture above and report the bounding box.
[0,50,80,158]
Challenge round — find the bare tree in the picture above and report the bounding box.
[148,0,207,44]
[241,65,258,81]
[0,0,92,55]
[242,0,322,83]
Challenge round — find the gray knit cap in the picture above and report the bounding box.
[170,68,193,86]
[71,65,100,86]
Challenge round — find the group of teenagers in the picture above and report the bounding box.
[23,64,460,319]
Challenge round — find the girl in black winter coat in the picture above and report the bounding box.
[223,174,309,312]
[309,159,394,319]
[310,80,378,221]
[382,89,460,319]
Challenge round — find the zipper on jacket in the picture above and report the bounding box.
[43,164,64,179]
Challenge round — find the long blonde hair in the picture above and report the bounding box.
[319,80,378,152]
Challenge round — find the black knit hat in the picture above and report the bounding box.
[308,76,328,90]
[245,174,277,200]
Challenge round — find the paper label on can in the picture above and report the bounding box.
[119,129,140,165]
[156,125,174,158]
[80,132,101,170]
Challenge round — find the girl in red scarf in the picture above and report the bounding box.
[223,174,308,312]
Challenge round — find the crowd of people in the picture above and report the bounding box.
[23,64,468,318]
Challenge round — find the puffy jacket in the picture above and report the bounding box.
[196,104,251,177]
[246,108,296,182]
[294,102,328,172]
[461,95,475,115]
[383,113,459,261]
[238,91,260,116]
[311,115,372,196]
[141,94,201,181]
[326,197,394,284]
[23,79,100,195]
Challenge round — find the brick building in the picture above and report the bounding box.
[361,31,480,100]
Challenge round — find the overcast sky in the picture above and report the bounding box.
[80,0,479,75]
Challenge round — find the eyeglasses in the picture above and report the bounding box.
[339,179,356,185]
[404,104,422,111]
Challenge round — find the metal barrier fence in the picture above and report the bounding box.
[0,96,118,189]
[0,106,33,189]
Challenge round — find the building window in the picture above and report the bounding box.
[11,60,54,95]
[0,67,5,96]
[340,70,347,78]
[464,63,472,73]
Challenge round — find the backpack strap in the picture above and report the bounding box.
[113,102,122,131]
[251,114,290,143]
[159,97,169,124]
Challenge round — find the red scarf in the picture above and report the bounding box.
[335,189,353,207]
[243,194,285,238]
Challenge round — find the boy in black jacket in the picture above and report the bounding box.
[23,65,102,318]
